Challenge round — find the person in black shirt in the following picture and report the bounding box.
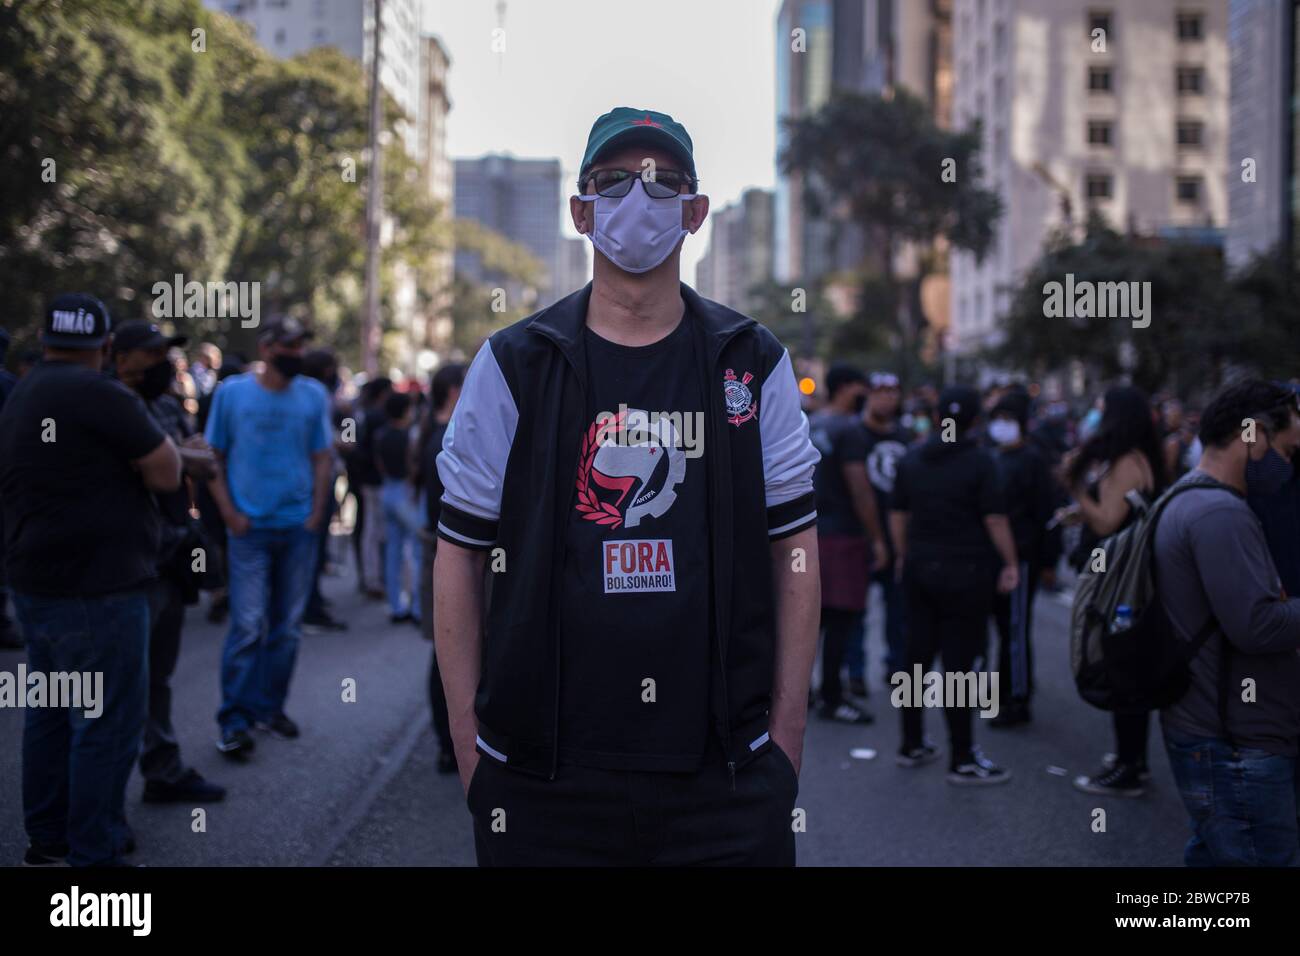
[376,391,422,623]
[348,377,392,597]
[0,294,181,866]
[847,370,912,692]
[416,363,465,774]
[985,389,1055,728]
[301,348,348,633]
[434,108,819,866]
[890,385,1019,785]
[809,365,885,724]
[111,321,227,805]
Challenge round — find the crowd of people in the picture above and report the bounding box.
[0,295,465,867]
[807,365,1300,864]
[2,289,1298,868]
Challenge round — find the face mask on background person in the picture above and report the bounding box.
[988,418,1021,447]
[1245,443,1295,498]
[272,353,304,380]
[579,177,696,274]
[137,358,175,401]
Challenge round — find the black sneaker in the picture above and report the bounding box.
[436,750,458,775]
[1101,751,1151,781]
[819,702,874,725]
[1074,762,1146,797]
[143,768,228,804]
[217,727,256,760]
[23,843,68,866]
[390,610,414,624]
[989,699,1032,728]
[896,744,940,768]
[302,611,349,634]
[947,750,1012,786]
[260,713,300,739]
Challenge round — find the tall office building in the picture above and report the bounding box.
[453,155,566,308]
[419,34,454,354]
[775,0,953,284]
[1226,0,1299,268]
[949,0,1230,355]
[206,0,423,155]
[695,189,776,312]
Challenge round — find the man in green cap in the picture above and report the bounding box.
[433,107,821,866]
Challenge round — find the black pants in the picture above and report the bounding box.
[467,741,798,866]
[1114,711,1150,767]
[992,560,1037,703]
[900,557,994,761]
[141,577,187,784]
[819,607,861,710]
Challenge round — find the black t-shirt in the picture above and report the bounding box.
[892,436,1005,562]
[810,410,869,536]
[375,424,411,481]
[558,317,711,771]
[862,421,911,555]
[0,360,166,596]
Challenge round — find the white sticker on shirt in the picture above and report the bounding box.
[602,539,676,593]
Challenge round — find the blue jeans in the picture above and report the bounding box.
[380,479,424,618]
[219,526,318,733]
[846,568,907,681]
[12,588,149,867]
[1162,726,1299,866]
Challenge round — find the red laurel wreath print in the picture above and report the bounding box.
[574,410,626,528]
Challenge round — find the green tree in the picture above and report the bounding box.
[780,89,1002,382]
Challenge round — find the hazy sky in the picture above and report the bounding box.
[422,0,783,281]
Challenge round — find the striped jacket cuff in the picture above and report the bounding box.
[767,492,817,540]
[436,502,498,551]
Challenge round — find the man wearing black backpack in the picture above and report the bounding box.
[1154,379,1300,866]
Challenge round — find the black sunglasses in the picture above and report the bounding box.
[580,168,697,199]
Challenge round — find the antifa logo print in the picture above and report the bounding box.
[574,408,687,529]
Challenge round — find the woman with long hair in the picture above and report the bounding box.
[1062,385,1168,797]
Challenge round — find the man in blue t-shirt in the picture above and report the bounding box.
[205,317,332,759]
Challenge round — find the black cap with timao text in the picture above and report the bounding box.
[42,293,112,350]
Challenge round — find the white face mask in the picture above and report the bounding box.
[988,419,1021,446]
[578,178,697,274]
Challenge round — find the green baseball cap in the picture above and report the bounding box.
[578,107,697,189]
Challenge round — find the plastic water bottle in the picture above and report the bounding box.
[1110,605,1134,634]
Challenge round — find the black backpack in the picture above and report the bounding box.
[1069,473,1226,713]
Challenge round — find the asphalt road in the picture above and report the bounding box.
[0,541,1191,866]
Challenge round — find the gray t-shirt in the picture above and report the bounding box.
[1155,474,1300,755]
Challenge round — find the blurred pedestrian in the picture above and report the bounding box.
[986,388,1055,728]
[0,294,181,865]
[1063,385,1167,797]
[301,347,348,633]
[1155,379,1300,865]
[890,385,1019,784]
[376,391,423,624]
[111,321,226,803]
[809,364,884,724]
[416,362,465,774]
[0,326,19,649]
[204,317,333,759]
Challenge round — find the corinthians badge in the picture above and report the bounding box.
[723,368,758,426]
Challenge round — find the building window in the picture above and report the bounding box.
[274,28,286,46]
[1176,176,1203,204]
[1176,66,1204,95]
[1086,173,1113,200]
[1176,120,1204,147]
[312,27,327,43]
[1089,10,1112,42]
[1088,66,1113,92]
[1087,120,1114,146]
[1176,12,1204,42]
